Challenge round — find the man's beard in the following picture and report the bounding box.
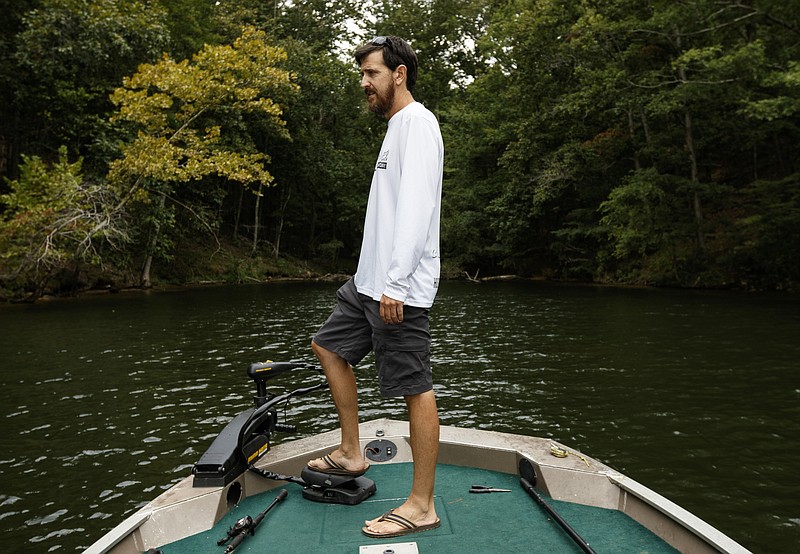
[367,83,395,117]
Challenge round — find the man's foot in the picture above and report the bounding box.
[306,451,369,476]
[362,505,439,538]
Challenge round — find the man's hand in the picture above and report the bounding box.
[380,294,404,324]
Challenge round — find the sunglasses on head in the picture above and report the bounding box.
[370,36,392,48]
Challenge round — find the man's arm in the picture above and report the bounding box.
[383,114,443,306]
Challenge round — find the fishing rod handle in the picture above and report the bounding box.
[253,489,289,527]
[223,530,248,553]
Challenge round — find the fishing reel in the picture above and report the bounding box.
[217,515,254,546]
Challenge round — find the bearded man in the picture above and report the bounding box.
[307,35,444,539]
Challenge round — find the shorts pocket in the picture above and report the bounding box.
[374,338,432,396]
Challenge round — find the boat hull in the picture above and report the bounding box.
[85,419,750,554]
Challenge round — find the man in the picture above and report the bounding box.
[307,35,444,539]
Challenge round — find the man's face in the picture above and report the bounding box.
[359,50,396,117]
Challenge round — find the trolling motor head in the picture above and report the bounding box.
[248,361,319,407]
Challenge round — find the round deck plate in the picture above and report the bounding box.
[364,439,397,462]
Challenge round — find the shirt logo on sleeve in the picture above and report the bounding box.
[376,150,389,170]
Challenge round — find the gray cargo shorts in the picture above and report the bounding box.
[312,279,432,397]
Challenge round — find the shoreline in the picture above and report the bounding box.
[3,272,790,307]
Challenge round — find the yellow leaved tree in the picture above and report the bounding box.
[108,25,297,286]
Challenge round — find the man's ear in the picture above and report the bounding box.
[394,64,407,87]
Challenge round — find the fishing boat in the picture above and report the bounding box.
[85,362,751,554]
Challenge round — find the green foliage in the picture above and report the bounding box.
[598,168,703,285]
[720,174,800,289]
[8,0,171,174]
[158,0,220,59]
[0,147,125,298]
[2,0,799,296]
[742,61,800,121]
[255,37,375,262]
[106,25,298,283]
[371,0,494,107]
[443,0,800,288]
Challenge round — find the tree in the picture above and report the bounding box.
[587,0,798,285]
[0,0,40,182]
[259,38,375,264]
[7,0,171,178]
[0,148,126,299]
[371,0,494,110]
[446,0,587,276]
[445,0,800,287]
[108,26,297,286]
[3,0,797,295]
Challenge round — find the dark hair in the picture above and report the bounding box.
[354,36,418,93]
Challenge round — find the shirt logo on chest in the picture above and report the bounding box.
[376,149,389,170]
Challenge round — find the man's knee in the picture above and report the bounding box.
[405,389,438,411]
[311,339,329,359]
[312,340,349,370]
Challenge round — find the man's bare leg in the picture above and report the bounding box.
[364,389,440,533]
[308,340,368,473]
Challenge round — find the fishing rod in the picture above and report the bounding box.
[217,489,288,553]
[519,458,598,554]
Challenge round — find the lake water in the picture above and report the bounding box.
[0,280,798,552]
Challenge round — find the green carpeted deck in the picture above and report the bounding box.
[158,463,678,553]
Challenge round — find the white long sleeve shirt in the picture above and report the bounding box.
[354,102,444,308]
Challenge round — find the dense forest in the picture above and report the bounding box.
[1,0,798,301]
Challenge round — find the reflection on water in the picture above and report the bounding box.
[1,281,798,552]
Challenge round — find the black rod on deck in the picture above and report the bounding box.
[223,489,288,553]
[519,458,598,554]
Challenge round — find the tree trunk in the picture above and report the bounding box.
[251,182,263,255]
[682,108,706,254]
[627,108,641,170]
[675,32,706,254]
[273,187,291,258]
[233,184,244,238]
[638,105,651,146]
[140,194,167,288]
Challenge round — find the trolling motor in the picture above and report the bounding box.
[192,361,324,487]
[192,360,376,505]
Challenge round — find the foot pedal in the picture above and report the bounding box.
[300,467,376,505]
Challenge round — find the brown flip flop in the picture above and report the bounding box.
[306,454,369,477]
[362,510,441,538]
